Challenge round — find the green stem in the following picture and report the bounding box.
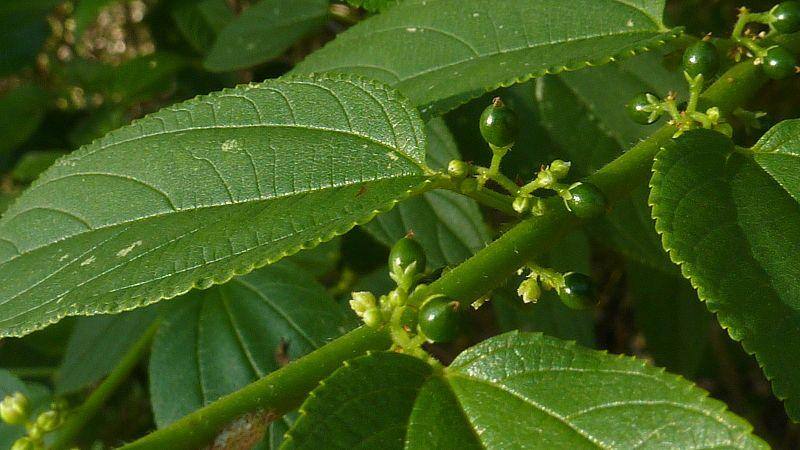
[459,184,518,216]
[124,32,800,450]
[120,326,391,450]
[50,319,161,450]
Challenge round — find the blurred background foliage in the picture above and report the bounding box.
[0,0,799,448]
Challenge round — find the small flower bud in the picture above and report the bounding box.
[362,309,382,328]
[549,160,571,180]
[1,393,29,425]
[349,291,377,315]
[36,410,61,432]
[512,196,531,214]
[447,160,469,179]
[517,277,542,303]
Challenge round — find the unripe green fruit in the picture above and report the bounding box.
[479,97,519,148]
[772,1,800,34]
[763,46,797,80]
[418,296,461,343]
[565,182,607,219]
[389,236,426,274]
[559,272,596,310]
[682,40,719,78]
[625,93,659,125]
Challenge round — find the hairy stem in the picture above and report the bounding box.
[124,33,800,450]
[120,326,391,450]
[50,319,160,450]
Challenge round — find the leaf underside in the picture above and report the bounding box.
[0,74,428,337]
[149,261,350,447]
[283,332,766,449]
[294,0,680,117]
[650,124,800,419]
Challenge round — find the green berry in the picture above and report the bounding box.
[565,182,607,219]
[682,40,719,78]
[389,236,426,274]
[418,296,461,343]
[625,93,658,125]
[772,1,800,34]
[763,46,797,80]
[558,272,596,310]
[479,97,519,148]
[0,392,29,425]
[11,437,36,450]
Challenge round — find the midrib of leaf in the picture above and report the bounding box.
[432,375,485,449]
[0,185,405,319]
[0,170,423,265]
[323,29,662,90]
[219,288,265,379]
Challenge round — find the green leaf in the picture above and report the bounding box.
[171,0,235,54]
[0,0,60,76]
[364,119,490,269]
[12,151,65,184]
[149,261,349,447]
[0,84,50,163]
[492,230,595,348]
[536,50,685,273]
[284,332,766,449]
[0,74,429,338]
[345,0,401,13]
[629,263,712,378]
[55,304,159,394]
[650,123,800,419]
[294,0,680,117]
[204,0,329,72]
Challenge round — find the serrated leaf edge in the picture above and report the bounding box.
[648,132,800,420]
[0,72,432,338]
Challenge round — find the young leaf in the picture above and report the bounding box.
[650,123,800,419]
[283,332,766,449]
[294,0,680,117]
[55,305,159,394]
[364,119,490,269]
[0,74,429,338]
[204,0,329,72]
[149,262,350,446]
